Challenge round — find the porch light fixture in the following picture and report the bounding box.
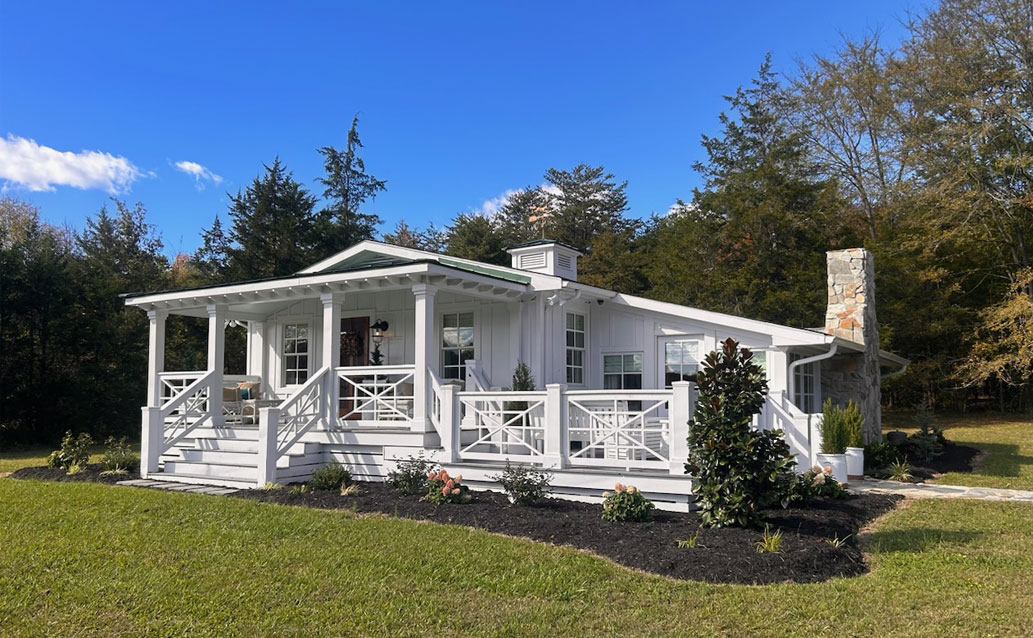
[371,319,390,345]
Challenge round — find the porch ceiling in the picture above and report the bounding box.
[123,262,529,317]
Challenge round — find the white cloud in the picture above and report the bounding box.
[474,184,561,217]
[173,160,223,189]
[0,134,149,194]
[475,188,521,217]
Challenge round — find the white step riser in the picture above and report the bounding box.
[188,439,317,455]
[174,450,321,469]
[162,461,256,481]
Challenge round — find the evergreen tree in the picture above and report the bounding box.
[313,116,385,257]
[445,214,509,265]
[75,200,168,438]
[645,59,849,327]
[225,159,318,279]
[194,214,230,282]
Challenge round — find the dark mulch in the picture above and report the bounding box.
[906,444,982,481]
[8,463,137,485]
[237,483,901,585]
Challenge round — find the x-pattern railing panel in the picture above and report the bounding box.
[160,371,216,448]
[337,366,415,425]
[457,391,546,460]
[275,368,327,454]
[567,396,670,468]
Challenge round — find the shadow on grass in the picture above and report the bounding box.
[963,442,1033,479]
[864,528,984,554]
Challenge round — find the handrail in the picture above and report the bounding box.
[428,367,444,430]
[274,366,329,454]
[160,369,216,418]
[159,369,217,449]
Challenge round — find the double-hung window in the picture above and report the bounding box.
[662,340,699,388]
[565,312,586,385]
[790,353,817,412]
[282,323,309,385]
[603,353,643,390]
[442,312,474,380]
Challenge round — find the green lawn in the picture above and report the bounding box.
[884,412,1033,491]
[0,477,1031,637]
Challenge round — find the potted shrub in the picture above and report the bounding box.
[843,400,865,481]
[816,399,848,484]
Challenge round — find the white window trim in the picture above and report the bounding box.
[565,311,587,386]
[278,319,312,389]
[440,309,477,381]
[657,337,702,389]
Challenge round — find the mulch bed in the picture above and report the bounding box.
[904,443,982,481]
[237,483,902,585]
[8,463,137,485]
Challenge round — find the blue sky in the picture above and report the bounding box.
[0,1,918,256]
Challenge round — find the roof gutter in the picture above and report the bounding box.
[787,342,838,401]
[882,361,909,381]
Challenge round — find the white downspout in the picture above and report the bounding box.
[787,342,838,404]
[787,342,838,467]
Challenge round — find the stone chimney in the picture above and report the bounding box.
[823,248,882,441]
[825,248,878,346]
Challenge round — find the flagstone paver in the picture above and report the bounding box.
[117,479,239,496]
[849,477,1033,502]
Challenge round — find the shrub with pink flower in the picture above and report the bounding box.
[424,469,469,505]
[601,482,655,522]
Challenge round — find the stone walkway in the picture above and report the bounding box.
[116,478,239,496]
[849,478,1033,503]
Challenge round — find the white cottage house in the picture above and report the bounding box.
[124,240,907,510]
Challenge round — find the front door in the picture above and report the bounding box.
[340,316,370,418]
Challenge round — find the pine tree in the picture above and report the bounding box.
[224,159,318,279]
[313,116,385,257]
[194,214,230,282]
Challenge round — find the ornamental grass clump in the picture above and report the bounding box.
[46,431,94,474]
[601,483,655,522]
[425,469,468,504]
[686,338,795,528]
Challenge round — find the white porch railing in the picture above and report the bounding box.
[257,366,331,486]
[566,391,672,470]
[336,365,416,427]
[157,371,206,405]
[437,381,693,474]
[456,390,548,461]
[141,369,219,478]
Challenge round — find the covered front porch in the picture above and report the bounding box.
[128,261,697,495]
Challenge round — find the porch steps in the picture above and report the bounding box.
[156,427,325,486]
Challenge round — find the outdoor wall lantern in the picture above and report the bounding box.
[370,319,390,345]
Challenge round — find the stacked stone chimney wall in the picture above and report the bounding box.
[823,249,882,442]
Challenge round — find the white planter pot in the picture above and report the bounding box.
[845,447,865,481]
[816,453,848,485]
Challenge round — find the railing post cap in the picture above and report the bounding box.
[545,383,566,390]
[671,380,692,388]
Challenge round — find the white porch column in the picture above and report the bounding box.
[438,382,460,462]
[321,292,342,428]
[246,321,266,393]
[207,304,227,425]
[412,283,437,433]
[543,383,568,469]
[669,381,692,474]
[146,309,167,407]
